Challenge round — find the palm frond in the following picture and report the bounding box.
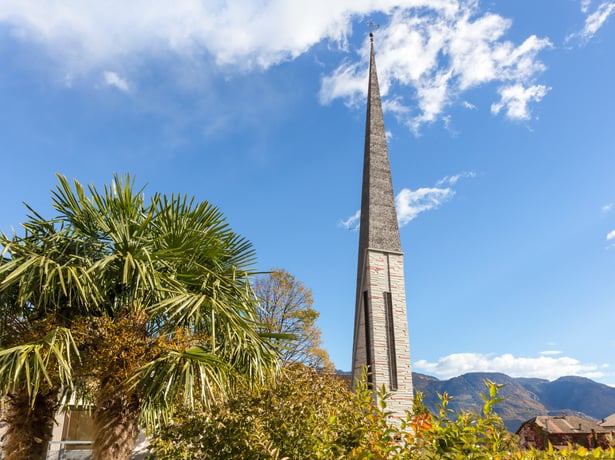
[0,327,79,405]
[2,174,280,434]
[130,346,231,428]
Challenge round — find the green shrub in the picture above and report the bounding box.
[147,369,615,460]
[147,365,367,459]
[348,380,614,460]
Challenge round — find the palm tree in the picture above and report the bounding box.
[0,215,88,460]
[0,175,279,460]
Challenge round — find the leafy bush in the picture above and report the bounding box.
[147,368,615,459]
[348,380,614,459]
[147,365,367,459]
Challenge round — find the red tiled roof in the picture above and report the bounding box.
[532,415,610,434]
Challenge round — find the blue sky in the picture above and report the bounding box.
[1,0,614,385]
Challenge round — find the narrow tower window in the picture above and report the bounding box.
[363,290,373,385]
[384,291,398,390]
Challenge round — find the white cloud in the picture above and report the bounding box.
[602,203,614,213]
[340,210,361,231]
[491,83,549,120]
[0,0,458,73]
[0,1,550,130]
[539,350,562,356]
[582,0,593,13]
[342,184,455,229]
[582,2,615,38]
[341,171,474,228]
[382,98,412,115]
[436,170,476,186]
[343,185,455,229]
[415,352,607,380]
[396,186,454,226]
[607,230,615,240]
[103,71,129,92]
[567,1,615,44]
[320,3,551,132]
[462,101,477,110]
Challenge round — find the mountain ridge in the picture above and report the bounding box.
[412,372,615,432]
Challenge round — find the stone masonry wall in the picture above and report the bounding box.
[352,249,413,418]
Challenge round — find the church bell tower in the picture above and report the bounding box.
[351,33,413,417]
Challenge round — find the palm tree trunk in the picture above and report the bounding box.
[2,388,59,460]
[91,382,140,460]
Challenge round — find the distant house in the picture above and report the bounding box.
[516,415,613,450]
[600,413,615,430]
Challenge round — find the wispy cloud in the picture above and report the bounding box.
[582,2,615,38]
[341,170,475,229]
[539,350,562,356]
[340,210,361,231]
[320,3,551,132]
[602,203,614,213]
[436,171,476,186]
[103,71,130,92]
[0,0,449,73]
[396,187,454,226]
[607,230,615,241]
[0,1,552,132]
[491,83,550,120]
[566,1,615,44]
[415,352,607,380]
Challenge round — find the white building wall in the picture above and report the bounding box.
[352,249,413,418]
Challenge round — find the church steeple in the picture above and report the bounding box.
[351,34,413,418]
[359,34,402,255]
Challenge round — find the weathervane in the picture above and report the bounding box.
[366,19,380,42]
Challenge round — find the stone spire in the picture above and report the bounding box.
[358,33,402,256]
[351,34,413,418]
